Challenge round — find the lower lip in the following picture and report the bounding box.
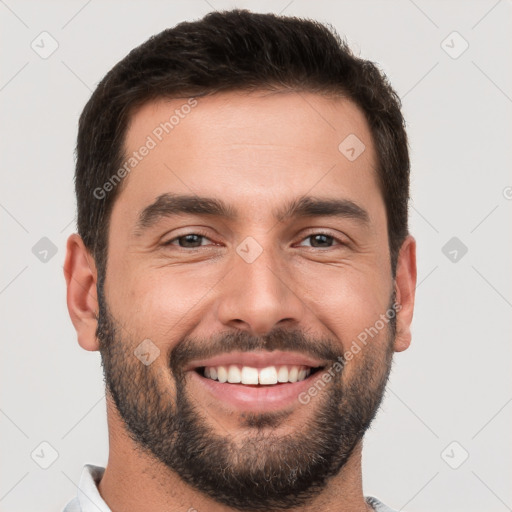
[188,370,322,412]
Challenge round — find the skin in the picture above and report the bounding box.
[64,91,416,512]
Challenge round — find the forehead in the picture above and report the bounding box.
[117,91,381,223]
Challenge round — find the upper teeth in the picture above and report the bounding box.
[203,365,312,385]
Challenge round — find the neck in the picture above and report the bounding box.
[99,397,373,512]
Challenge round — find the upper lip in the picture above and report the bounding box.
[185,350,326,371]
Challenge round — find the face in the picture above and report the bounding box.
[92,91,410,510]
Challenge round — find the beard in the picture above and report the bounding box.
[96,280,396,511]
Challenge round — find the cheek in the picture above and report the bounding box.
[109,264,224,342]
[294,261,392,352]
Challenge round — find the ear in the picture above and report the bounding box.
[63,233,100,351]
[393,235,417,353]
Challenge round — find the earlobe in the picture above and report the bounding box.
[393,235,417,353]
[63,233,100,351]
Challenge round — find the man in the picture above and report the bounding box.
[63,9,416,512]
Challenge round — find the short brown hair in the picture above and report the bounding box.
[75,9,410,278]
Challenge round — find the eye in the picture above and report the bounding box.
[163,233,213,248]
[162,231,345,250]
[297,233,344,249]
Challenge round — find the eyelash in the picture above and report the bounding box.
[162,230,347,250]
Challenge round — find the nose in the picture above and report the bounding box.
[215,245,306,337]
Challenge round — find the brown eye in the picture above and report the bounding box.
[299,233,342,248]
[309,234,334,247]
[165,234,209,248]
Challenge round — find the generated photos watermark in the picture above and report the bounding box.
[298,301,402,405]
[93,98,198,200]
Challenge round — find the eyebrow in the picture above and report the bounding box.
[134,193,370,234]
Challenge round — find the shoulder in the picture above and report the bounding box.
[365,495,402,512]
[62,496,81,512]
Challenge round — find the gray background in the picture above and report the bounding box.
[1,1,511,511]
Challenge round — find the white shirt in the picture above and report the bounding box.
[62,464,400,512]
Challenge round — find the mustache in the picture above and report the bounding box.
[170,326,344,376]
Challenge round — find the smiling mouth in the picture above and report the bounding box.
[195,364,324,386]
